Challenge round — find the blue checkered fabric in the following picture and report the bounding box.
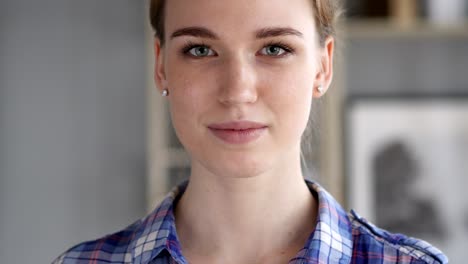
[52,180,448,263]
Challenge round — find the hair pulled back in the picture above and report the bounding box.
[149,0,342,47]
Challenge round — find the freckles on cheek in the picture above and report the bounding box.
[174,83,194,111]
[272,74,312,107]
[184,78,208,109]
[172,79,207,122]
[271,74,313,129]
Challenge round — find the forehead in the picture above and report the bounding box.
[164,0,317,41]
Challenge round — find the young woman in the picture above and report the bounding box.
[53,0,448,263]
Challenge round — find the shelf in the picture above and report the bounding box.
[343,19,468,38]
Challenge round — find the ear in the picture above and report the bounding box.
[313,36,334,98]
[154,38,168,93]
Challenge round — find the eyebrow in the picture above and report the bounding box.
[171,27,218,39]
[255,27,304,39]
[170,26,304,40]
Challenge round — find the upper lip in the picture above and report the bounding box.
[208,121,268,130]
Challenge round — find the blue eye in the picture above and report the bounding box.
[262,45,286,56]
[183,44,216,57]
[260,42,294,57]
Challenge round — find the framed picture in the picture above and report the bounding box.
[345,95,468,263]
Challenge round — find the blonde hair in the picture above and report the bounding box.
[149,0,342,47]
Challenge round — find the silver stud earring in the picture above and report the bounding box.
[161,89,169,97]
[317,85,324,94]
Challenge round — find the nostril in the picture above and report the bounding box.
[218,85,258,105]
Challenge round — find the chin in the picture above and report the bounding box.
[184,135,279,179]
[206,152,274,179]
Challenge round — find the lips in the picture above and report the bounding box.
[208,121,267,130]
[207,121,268,144]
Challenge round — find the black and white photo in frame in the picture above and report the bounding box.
[346,96,468,263]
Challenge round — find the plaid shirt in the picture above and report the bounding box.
[53,180,448,264]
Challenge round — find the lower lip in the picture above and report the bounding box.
[208,127,267,144]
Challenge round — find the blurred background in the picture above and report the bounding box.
[0,0,467,263]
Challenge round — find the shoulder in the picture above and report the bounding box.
[51,183,185,264]
[52,219,142,264]
[348,210,448,264]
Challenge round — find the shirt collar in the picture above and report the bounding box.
[131,181,189,264]
[296,180,353,263]
[133,179,353,264]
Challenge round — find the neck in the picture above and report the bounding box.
[174,152,317,262]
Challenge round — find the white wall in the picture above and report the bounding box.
[0,1,147,263]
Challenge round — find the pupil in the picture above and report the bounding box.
[198,47,207,55]
[269,46,279,54]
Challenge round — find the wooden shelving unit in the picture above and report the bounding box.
[345,19,468,38]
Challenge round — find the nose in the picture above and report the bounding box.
[217,56,258,106]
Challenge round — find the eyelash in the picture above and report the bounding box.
[181,40,211,55]
[180,40,295,58]
[263,41,295,55]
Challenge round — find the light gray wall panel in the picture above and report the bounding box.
[0,1,147,263]
[346,37,468,95]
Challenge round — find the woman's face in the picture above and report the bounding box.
[155,0,333,178]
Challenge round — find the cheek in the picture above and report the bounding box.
[169,80,204,131]
[167,59,204,113]
[165,63,215,146]
[263,66,314,133]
